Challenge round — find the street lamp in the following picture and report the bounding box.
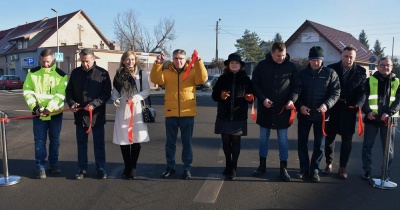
[215,18,221,74]
[51,8,59,67]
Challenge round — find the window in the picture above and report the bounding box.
[16,40,28,49]
[17,41,23,49]
[23,40,28,49]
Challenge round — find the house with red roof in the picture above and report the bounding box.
[0,10,157,84]
[285,20,378,74]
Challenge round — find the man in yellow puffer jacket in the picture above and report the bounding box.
[150,49,207,180]
[23,48,68,179]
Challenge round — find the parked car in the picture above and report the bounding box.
[210,74,220,88]
[0,75,23,90]
[200,74,217,91]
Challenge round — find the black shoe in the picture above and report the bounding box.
[49,165,61,174]
[183,169,191,180]
[311,172,320,182]
[296,171,309,180]
[252,165,266,176]
[75,170,87,180]
[97,168,108,179]
[122,173,129,180]
[161,167,175,178]
[280,168,291,182]
[322,163,333,175]
[223,167,232,176]
[129,168,136,180]
[36,169,46,179]
[363,170,371,180]
[252,157,266,176]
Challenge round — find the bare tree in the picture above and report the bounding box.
[113,10,141,51]
[113,10,176,53]
[150,18,176,53]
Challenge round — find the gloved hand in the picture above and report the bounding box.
[40,109,50,117]
[71,103,80,113]
[114,99,121,107]
[244,94,254,102]
[221,91,230,100]
[33,106,43,115]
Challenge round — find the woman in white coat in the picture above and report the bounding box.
[111,50,150,179]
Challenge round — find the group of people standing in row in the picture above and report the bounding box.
[23,43,399,183]
[215,43,399,182]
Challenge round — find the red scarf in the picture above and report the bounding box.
[127,99,134,143]
[182,50,198,81]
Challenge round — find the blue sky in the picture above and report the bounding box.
[1,0,399,61]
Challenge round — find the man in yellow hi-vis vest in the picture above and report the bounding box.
[23,48,68,179]
[361,57,400,181]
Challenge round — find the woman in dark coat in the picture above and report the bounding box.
[212,53,254,179]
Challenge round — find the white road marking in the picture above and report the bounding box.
[193,174,224,203]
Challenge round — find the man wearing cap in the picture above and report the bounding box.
[251,42,298,181]
[293,46,340,182]
[323,46,366,179]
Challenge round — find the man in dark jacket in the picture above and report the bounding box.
[294,46,340,182]
[66,48,111,180]
[323,46,366,179]
[361,57,400,181]
[251,42,298,181]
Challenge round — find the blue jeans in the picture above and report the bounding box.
[165,117,194,170]
[76,125,106,170]
[33,116,63,170]
[259,126,289,161]
[362,123,395,173]
[297,118,325,174]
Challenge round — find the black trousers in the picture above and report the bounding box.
[325,134,353,167]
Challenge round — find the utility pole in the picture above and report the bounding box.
[51,8,59,67]
[215,18,221,74]
[392,37,394,59]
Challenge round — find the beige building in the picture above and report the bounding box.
[0,10,158,88]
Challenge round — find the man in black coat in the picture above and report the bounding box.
[251,42,298,181]
[323,46,366,179]
[66,48,111,180]
[294,46,340,182]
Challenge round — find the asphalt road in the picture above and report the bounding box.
[0,89,400,210]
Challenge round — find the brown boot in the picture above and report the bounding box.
[338,167,348,179]
[322,163,333,175]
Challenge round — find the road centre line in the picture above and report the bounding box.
[193,143,225,203]
[193,174,224,203]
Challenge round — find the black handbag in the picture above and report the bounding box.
[139,70,156,123]
[142,106,156,123]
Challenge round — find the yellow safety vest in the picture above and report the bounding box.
[368,76,399,117]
